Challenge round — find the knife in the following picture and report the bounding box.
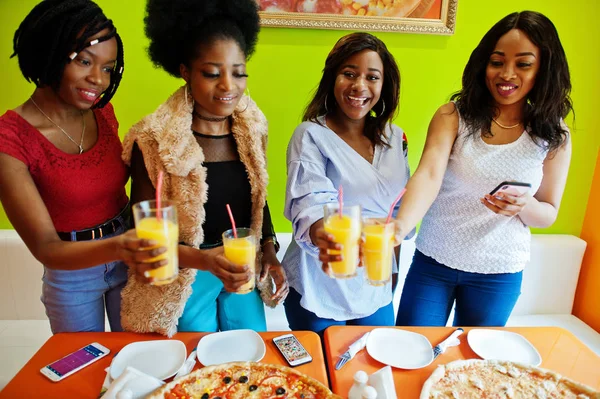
[335,332,371,370]
[432,328,464,360]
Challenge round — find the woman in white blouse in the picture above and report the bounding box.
[282,32,410,333]
[394,11,573,327]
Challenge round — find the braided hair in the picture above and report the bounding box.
[12,0,125,108]
[145,0,260,77]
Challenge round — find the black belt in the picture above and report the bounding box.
[57,203,131,242]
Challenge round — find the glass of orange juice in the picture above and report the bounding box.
[222,228,256,294]
[132,200,179,286]
[362,218,394,286]
[323,204,361,279]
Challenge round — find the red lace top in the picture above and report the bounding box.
[0,103,129,232]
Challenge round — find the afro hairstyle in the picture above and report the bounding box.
[145,0,260,77]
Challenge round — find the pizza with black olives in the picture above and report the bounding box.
[146,361,341,399]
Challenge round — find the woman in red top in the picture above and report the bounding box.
[0,0,161,333]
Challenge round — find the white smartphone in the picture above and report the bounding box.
[273,334,312,367]
[40,342,110,382]
[490,181,532,197]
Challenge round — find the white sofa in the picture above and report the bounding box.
[1,230,599,355]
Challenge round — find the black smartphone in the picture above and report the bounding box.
[489,181,532,197]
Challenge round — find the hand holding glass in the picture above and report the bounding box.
[323,204,361,279]
[132,200,179,285]
[222,228,256,294]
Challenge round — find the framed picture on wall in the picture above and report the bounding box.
[257,0,458,35]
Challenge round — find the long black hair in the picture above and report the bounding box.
[11,0,124,108]
[304,32,400,148]
[451,11,572,153]
[145,0,260,77]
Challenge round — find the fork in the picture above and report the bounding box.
[433,328,464,360]
[335,332,371,370]
[336,352,352,370]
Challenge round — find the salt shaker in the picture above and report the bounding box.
[361,386,378,399]
[348,370,369,399]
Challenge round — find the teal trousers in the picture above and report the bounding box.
[178,270,267,332]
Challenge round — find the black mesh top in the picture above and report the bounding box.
[193,132,275,247]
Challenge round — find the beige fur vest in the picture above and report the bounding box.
[120,86,275,337]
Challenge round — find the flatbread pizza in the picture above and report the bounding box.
[420,359,600,399]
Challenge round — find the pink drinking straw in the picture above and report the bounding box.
[385,188,407,224]
[156,171,164,221]
[226,203,238,239]
[338,185,344,219]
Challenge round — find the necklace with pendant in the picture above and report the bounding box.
[30,97,86,154]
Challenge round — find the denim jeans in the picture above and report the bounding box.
[178,270,267,332]
[41,221,128,334]
[284,287,395,335]
[396,249,522,327]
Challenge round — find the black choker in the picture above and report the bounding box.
[193,110,228,122]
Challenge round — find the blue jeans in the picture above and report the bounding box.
[41,224,128,334]
[396,250,522,327]
[178,270,267,332]
[284,287,395,334]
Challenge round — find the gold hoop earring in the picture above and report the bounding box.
[370,100,386,118]
[185,84,191,108]
[238,88,250,113]
[324,94,330,113]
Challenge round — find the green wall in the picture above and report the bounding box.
[1,0,598,236]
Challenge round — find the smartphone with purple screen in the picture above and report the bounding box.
[40,342,109,382]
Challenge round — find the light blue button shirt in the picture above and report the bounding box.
[282,118,411,320]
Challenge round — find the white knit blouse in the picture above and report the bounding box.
[415,110,550,274]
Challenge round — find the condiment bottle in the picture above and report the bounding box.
[348,370,369,399]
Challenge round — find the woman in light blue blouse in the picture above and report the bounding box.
[281,32,411,333]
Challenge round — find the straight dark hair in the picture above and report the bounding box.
[451,11,572,153]
[304,32,400,148]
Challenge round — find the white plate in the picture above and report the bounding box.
[196,329,266,366]
[366,328,434,369]
[468,329,542,366]
[109,340,187,381]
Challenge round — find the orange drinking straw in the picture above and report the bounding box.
[156,171,164,221]
[226,203,238,239]
[385,188,407,224]
[338,185,344,219]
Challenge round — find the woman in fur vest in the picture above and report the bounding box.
[119,0,288,336]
